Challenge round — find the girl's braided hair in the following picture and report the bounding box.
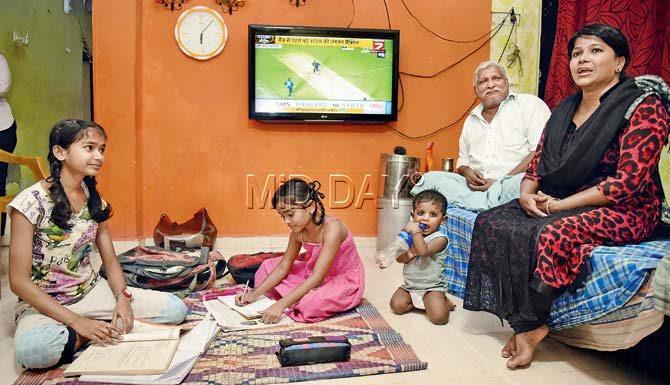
[46,119,112,229]
[272,178,326,225]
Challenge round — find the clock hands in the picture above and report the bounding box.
[200,19,214,45]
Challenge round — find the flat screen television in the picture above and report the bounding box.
[248,24,400,123]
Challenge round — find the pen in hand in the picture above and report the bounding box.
[240,279,250,305]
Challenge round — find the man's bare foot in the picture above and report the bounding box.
[506,325,549,369]
[501,334,516,358]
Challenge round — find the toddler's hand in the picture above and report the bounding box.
[403,221,421,235]
[396,249,417,264]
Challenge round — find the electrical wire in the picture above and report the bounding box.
[382,0,392,29]
[397,73,405,112]
[382,0,508,78]
[399,19,505,78]
[391,18,514,139]
[399,0,506,43]
[346,0,356,28]
[383,0,514,79]
[497,21,515,63]
[388,96,479,140]
[377,3,515,139]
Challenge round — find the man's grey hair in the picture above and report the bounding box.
[472,61,508,87]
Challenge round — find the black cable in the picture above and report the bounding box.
[399,19,506,78]
[346,0,355,28]
[397,73,405,112]
[388,97,479,140]
[382,0,392,29]
[497,20,515,63]
[399,0,505,43]
[381,1,507,79]
[379,4,510,139]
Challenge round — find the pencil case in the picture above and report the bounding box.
[276,336,351,366]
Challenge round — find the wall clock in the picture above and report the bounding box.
[175,6,227,60]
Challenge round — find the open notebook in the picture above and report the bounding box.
[218,295,276,319]
[64,321,181,377]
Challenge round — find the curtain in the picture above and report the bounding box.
[543,0,670,109]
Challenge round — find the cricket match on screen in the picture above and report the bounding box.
[254,34,395,115]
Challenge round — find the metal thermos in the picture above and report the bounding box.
[379,152,421,199]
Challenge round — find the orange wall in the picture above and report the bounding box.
[93,0,491,240]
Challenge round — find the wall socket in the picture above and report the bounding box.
[12,31,29,46]
[492,11,521,27]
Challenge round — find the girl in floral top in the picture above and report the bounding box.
[9,119,187,369]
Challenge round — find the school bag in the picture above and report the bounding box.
[227,251,309,287]
[100,246,227,292]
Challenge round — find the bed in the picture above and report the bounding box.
[444,206,669,350]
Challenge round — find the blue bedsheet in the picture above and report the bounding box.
[444,206,670,331]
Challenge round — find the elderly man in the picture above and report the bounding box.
[412,61,551,211]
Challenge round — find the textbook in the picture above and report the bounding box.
[78,316,220,385]
[218,294,276,320]
[64,321,181,377]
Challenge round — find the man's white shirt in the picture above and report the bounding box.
[456,92,551,180]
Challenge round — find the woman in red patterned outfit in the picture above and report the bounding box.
[463,24,670,369]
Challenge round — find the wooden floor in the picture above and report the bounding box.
[0,237,664,385]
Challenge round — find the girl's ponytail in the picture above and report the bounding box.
[83,176,112,223]
[307,181,326,225]
[46,157,73,230]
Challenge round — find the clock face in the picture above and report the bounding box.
[175,6,227,60]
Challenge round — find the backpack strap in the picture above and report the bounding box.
[189,247,218,291]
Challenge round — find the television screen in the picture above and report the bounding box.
[248,25,399,123]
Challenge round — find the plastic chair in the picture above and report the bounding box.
[0,149,49,213]
[0,149,49,298]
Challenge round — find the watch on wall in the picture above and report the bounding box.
[174,6,228,60]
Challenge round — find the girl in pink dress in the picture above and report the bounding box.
[235,179,365,323]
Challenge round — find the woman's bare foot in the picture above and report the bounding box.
[506,325,549,369]
[501,334,516,358]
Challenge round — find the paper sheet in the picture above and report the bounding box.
[121,320,181,342]
[218,294,276,319]
[204,299,294,331]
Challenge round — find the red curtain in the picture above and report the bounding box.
[543,0,670,109]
